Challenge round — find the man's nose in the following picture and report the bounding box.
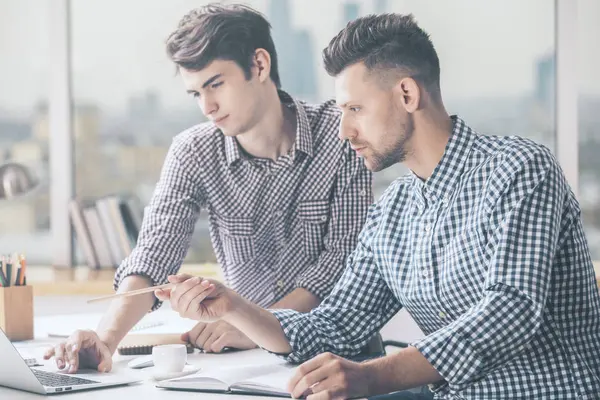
[338,113,357,141]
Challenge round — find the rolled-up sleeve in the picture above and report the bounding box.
[296,148,372,299]
[412,150,570,388]
[273,198,402,363]
[113,134,206,310]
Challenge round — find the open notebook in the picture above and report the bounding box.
[156,362,296,397]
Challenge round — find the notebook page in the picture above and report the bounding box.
[232,363,296,396]
[167,363,289,389]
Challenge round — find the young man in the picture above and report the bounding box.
[43,4,372,374]
[157,13,600,400]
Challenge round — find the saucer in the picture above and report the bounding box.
[148,364,201,382]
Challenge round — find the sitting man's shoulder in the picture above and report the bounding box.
[170,121,225,157]
[475,133,558,176]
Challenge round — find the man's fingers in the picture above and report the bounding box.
[54,343,66,370]
[43,347,55,360]
[195,322,219,350]
[154,288,171,300]
[202,330,221,353]
[288,353,332,394]
[96,343,113,373]
[181,281,215,315]
[167,274,194,283]
[306,386,334,400]
[186,322,208,347]
[181,331,189,342]
[64,332,85,373]
[170,277,202,310]
[291,366,333,399]
[210,332,233,353]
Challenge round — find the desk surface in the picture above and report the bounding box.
[1,297,292,399]
[1,348,288,399]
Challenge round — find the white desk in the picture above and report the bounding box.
[1,296,289,399]
[1,348,287,399]
[1,295,421,399]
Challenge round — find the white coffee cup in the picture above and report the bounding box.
[152,344,187,373]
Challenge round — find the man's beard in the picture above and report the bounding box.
[370,115,414,172]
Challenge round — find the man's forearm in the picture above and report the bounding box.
[364,346,443,396]
[270,288,320,312]
[224,294,293,354]
[96,275,156,353]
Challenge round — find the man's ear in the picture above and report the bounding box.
[253,48,272,83]
[393,77,420,113]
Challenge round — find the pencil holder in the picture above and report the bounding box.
[0,285,34,341]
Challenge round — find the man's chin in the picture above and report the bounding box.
[362,158,379,172]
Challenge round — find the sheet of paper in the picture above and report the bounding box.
[34,310,197,338]
[236,363,296,392]
[172,362,291,388]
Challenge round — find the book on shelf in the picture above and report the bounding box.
[69,195,142,269]
[68,198,99,269]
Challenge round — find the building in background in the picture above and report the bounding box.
[2,0,600,262]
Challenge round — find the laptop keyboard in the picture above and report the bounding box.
[33,369,100,387]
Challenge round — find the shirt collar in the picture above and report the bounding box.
[412,115,475,202]
[224,90,314,167]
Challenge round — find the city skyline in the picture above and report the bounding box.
[4,0,600,115]
[2,0,600,264]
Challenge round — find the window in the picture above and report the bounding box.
[578,0,600,259]
[0,1,50,264]
[70,0,555,263]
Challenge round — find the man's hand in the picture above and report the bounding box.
[182,320,257,353]
[288,353,372,400]
[43,330,113,374]
[155,274,237,322]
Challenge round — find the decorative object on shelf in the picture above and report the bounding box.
[0,162,38,200]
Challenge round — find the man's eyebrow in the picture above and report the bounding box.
[201,74,223,89]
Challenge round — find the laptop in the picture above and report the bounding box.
[0,328,139,394]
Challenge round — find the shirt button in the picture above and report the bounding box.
[359,189,367,197]
[438,311,447,319]
[421,268,429,277]
[275,210,283,217]
[320,216,327,222]
[424,223,431,232]
[276,280,284,288]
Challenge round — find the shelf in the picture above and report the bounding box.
[26,264,222,296]
[22,262,600,296]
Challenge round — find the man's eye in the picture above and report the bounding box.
[211,82,223,89]
[190,92,200,98]
[349,106,361,112]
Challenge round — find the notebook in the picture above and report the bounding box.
[156,362,296,397]
[117,333,195,355]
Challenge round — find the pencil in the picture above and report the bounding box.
[19,254,26,286]
[86,282,176,304]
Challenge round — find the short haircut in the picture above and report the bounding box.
[166,3,281,87]
[323,13,440,95]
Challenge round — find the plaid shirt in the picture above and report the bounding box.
[272,117,600,399]
[114,91,372,309]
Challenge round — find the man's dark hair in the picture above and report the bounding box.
[323,13,440,96]
[166,3,281,87]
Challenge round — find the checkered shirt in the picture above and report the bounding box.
[114,91,372,309]
[271,116,600,399]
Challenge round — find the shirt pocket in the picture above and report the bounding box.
[443,233,479,262]
[214,214,256,265]
[298,199,330,261]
